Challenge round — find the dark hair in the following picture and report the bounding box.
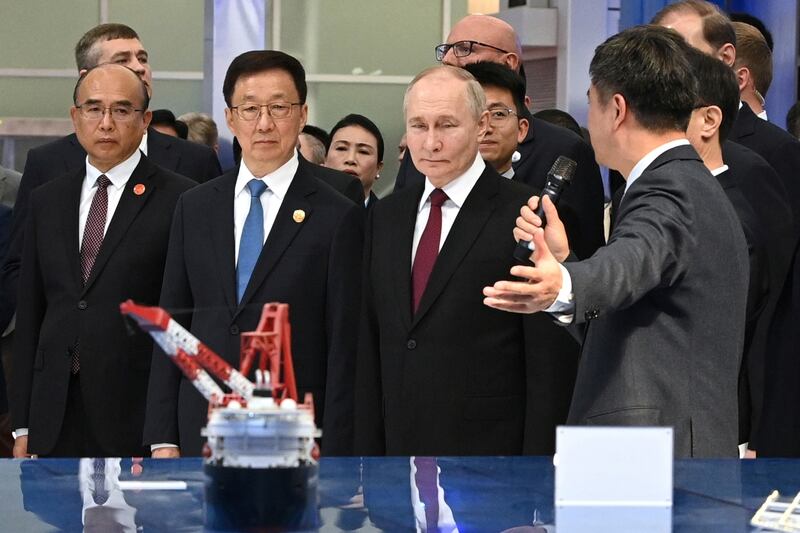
[590,25,696,133]
[464,61,526,116]
[73,64,150,109]
[302,125,331,152]
[75,23,140,70]
[685,47,739,142]
[533,109,583,138]
[733,22,773,97]
[651,0,736,52]
[329,114,384,162]
[786,102,800,139]
[223,50,307,107]
[730,12,773,51]
[151,109,188,138]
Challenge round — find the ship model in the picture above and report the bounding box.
[120,300,319,531]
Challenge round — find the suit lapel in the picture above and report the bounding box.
[411,169,499,328]
[210,171,238,312]
[392,186,423,330]
[234,166,315,317]
[81,157,158,295]
[61,170,84,290]
[146,129,180,172]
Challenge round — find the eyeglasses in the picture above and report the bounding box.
[487,106,518,124]
[230,102,302,121]
[434,40,510,62]
[75,103,144,122]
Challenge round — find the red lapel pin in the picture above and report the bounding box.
[133,183,146,195]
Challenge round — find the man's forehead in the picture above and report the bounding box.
[78,66,142,99]
[447,16,513,47]
[95,38,147,57]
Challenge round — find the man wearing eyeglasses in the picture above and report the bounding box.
[10,64,195,457]
[143,50,364,457]
[394,14,606,262]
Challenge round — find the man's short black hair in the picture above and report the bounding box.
[464,61,526,116]
[73,64,150,110]
[590,25,697,133]
[329,114,385,162]
[534,109,583,138]
[302,125,331,152]
[151,109,188,139]
[223,50,307,107]
[685,47,739,142]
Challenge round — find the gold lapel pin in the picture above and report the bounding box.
[133,183,146,196]
[293,209,306,223]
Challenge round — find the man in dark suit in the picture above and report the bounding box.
[0,23,222,337]
[485,26,749,458]
[10,64,194,457]
[394,14,606,260]
[355,65,578,456]
[144,51,363,458]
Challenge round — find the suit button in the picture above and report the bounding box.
[584,309,599,321]
[407,339,417,350]
[77,300,88,310]
[230,325,240,335]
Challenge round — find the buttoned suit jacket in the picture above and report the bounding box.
[563,145,748,457]
[355,166,579,456]
[142,159,364,456]
[0,129,222,332]
[393,115,606,260]
[9,155,194,456]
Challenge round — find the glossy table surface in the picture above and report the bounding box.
[0,456,798,531]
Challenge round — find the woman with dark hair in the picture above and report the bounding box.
[325,114,384,209]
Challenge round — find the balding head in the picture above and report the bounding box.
[439,14,521,71]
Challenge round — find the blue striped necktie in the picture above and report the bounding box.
[237,179,268,303]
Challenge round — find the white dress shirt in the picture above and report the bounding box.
[78,150,141,248]
[138,131,148,155]
[412,153,485,265]
[233,151,298,265]
[547,139,691,321]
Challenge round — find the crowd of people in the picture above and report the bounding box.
[1,0,800,460]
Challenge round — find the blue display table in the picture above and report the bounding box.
[0,456,798,531]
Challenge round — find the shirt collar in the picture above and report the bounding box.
[139,131,148,156]
[235,150,299,201]
[710,165,729,177]
[625,138,690,194]
[418,153,485,213]
[85,149,142,190]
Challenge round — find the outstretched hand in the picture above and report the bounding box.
[483,227,564,314]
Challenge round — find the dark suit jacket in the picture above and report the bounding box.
[9,156,194,456]
[298,155,364,205]
[143,161,364,456]
[355,166,579,456]
[0,129,222,332]
[730,102,800,235]
[365,190,379,213]
[720,142,795,447]
[0,204,10,414]
[564,145,748,458]
[393,116,606,260]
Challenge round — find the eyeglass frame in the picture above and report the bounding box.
[487,105,519,124]
[434,40,510,62]
[229,101,303,121]
[74,102,145,122]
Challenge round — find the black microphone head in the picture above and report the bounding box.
[548,155,577,183]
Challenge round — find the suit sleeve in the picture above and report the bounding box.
[565,173,694,324]
[142,195,193,446]
[9,191,47,430]
[320,204,364,455]
[353,211,386,455]
[0,151,46,332]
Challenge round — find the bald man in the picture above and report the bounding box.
[394,14,606,260]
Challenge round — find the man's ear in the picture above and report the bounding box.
[735,66,750,93]
[611,93,627,130]
[141,109,152,130]
[477,109,490,139]
[505,53,521,72]
[718,43,736,67]
[702,105,723,141]
[517,117,530,144]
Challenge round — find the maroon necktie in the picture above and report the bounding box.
[412,189,448,314]
[73,174,111,373]
[80,174,112,283]
[414,457,440,532]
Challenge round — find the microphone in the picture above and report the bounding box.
[513,155,577,263]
